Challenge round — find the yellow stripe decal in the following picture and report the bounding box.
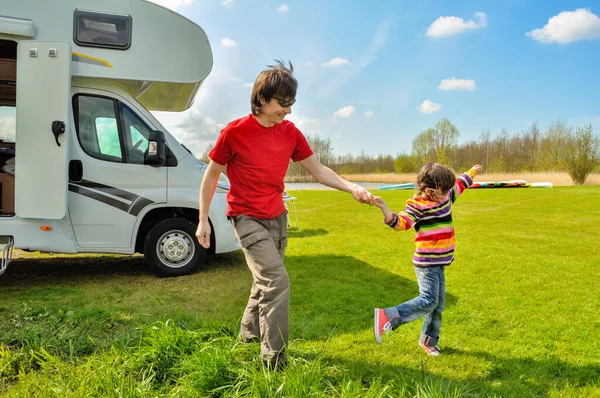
[71,52,113,68]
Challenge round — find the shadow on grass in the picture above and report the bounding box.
[443,348,600,396]
[286,254,458,340]
[287,228,328,238]
[286,347,600,397]
[0,250,247,287]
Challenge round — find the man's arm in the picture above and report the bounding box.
[298,155,372,203]
[196,160,226,248]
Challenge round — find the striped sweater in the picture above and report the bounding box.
[386,169,476,267]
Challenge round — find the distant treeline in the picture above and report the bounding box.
[202,118,600,185]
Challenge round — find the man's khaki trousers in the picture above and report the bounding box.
[231,211,289,362]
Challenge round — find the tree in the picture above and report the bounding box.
[522,122,541,171]
[411,118,459,165]
[540,120,570,170]
[562,124,600,185]
[394,151,419,173]
[200,143,214,164]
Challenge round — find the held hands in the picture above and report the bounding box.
[351,185,374,204]
[195,220,212,249]
[369,195,387,209]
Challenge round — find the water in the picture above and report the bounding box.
[284,182,388,191]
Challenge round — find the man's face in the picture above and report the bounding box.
[260,96,295,124]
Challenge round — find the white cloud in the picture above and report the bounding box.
[277,4,289,13]
[334,106,356,118]
[526,8,600,44]
[426,12,487,38]
[318,19,392,97]
[243,82,254,89]
[286,114,322,132]
[152,109,222,157]
[322,57,351,67]
[438,78,477,91]
[418,100,441,114]
[147,0,192,11]
[220,38,237,48]
[221,0,234,8]
[151,67,247,156]
[364,110,374,118]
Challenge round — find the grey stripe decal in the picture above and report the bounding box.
[129,197,154,217]
[69,184,130,212]
[68,181,155,215]
[76,180,138,202]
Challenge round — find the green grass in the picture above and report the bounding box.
[1,187,599,397]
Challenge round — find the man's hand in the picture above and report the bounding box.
[195,219,212,249]
[351,185,373,204]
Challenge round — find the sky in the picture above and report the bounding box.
[148,0,600,157]
[1,0,600,158]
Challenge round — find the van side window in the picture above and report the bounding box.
[74,95,123,162]
[74,94,159,165]
[120,105,150,165]
[74,9,132,50]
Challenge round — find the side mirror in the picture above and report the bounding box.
[145,130,166,167]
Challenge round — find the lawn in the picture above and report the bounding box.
[1,187,599,397]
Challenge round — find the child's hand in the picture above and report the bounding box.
[370,195,387,208]
[472,164,484,176]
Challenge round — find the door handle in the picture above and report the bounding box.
[51,120,65,147]
[69,160,83,182]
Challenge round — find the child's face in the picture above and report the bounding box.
[424,187,448,202]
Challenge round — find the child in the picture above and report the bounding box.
[371,163,483,356]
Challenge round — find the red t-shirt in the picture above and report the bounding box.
[209,114,313,219]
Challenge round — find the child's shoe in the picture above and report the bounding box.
[419,340,441,356]
[374,308,394,344]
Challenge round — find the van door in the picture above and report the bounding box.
[68,90,167,249]
[15,41,70,219]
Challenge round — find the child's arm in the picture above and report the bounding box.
[371,196,416,231]
[451,164,483,202]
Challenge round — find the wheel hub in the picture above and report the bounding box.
[157,231,194,267]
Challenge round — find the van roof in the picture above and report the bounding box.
[0,0,213,111]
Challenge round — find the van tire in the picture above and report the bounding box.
[144,218,206,277]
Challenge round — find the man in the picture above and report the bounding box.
[195,60,372,369]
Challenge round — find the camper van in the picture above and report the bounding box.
[0,0,240,276]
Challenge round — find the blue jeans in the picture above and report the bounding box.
[384,266,446,347]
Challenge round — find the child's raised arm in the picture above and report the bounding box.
[452,164,484,202]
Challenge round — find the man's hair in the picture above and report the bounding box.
[250,59,297,116]
[416,163,456,194]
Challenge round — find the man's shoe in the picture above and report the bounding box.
[262,354,287,371]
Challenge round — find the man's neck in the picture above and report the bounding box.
[255,114,275,128]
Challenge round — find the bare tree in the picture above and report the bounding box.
[412,118,459,165]
[540,120,570,170]
[563,124,600,185]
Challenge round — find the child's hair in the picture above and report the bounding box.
[416,163,456,194]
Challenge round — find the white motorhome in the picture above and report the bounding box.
[0,0,240,276]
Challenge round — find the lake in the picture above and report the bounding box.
[284,182,390,191]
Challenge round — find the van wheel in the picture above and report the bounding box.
[144,218,206,277]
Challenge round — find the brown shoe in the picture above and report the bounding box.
[262,354,288,371]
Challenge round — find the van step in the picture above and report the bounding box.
[0,236,14,275]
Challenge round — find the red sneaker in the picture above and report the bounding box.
[419,340,441,356]
[374,308,393,344]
